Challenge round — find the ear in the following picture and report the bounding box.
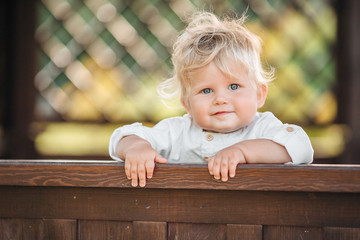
[181,97,191,115]
[257,84,268,108]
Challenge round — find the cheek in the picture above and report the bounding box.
[234,95,258,112]
[189,98,208,116]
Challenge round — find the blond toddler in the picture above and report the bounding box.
[109,12,314,187]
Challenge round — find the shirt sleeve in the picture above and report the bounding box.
[108,117,187,161]
[108,122,146,161]
[255,112,314,165]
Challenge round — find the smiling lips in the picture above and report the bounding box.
[212,111,233,116]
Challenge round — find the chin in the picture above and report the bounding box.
[207,126,243,133]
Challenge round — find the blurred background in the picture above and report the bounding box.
[1,0,359,163]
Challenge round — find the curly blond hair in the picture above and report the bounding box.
[158,12,274,107]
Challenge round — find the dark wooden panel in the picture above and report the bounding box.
[0,219,23,240]
[0,218,76,240]
[1,0,37,159]
[336,0,360,164]
[168,223,226,240]
[324,227,360,240]
[0,160,360,193]
[227,224,262,240]
[21,219,45,240]
[79,220,132,240]
[42,219,77,240]
[0,186,359,228]
[264,226,322,240]
[133,221,167,240]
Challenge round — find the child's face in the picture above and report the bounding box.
[182,60,267,133]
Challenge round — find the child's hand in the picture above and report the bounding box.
[124,145,167,187]
[206,145,246,182]
[116,135,167,187]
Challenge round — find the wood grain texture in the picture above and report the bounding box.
[0,219,76,240]
[0,186,359,227]
[168,223,226,240]
[323,227,360,240]
[0,160,359,192]
[227,224,262,240]
[133,221,167,240]
[1,160,360,239]
[264,226,323,240]
[79,220,132,240]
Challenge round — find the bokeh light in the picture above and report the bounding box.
[33,0,343,159]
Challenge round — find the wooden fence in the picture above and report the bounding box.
[0,160,359,239]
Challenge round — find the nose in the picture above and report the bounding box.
[213,91,229,105]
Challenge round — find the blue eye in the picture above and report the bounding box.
[229,84,240,90]
[201,88,213,94]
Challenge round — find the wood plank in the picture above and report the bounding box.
[79,220,132,240]
[21,219,45,240]
[264,226,323,240]
[324,227,360,240]
[0,219,23,240]
[227,224,262,240]
[133,221,167,240]
[0,186,359,227]
[0,219,76,240]
[0,160,360,192]
[336,0,360,164]
[1,0,38,159]
[168,223,226,240]
[42,219,76,240]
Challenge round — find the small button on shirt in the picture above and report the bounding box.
[286,126,294,132]
[206,134,214,141]
[109,112,314,165]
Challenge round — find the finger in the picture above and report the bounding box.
[138,164,146,187]
[125,161,131,180]
[220,159,229,182]
[207,157,214,175]
[212,158,221,180]
[155,154,167,163]
[229,160,237,178]
[145,159,155,179]
[130,164,138,187]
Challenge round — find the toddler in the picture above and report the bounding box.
[109,12,314,187]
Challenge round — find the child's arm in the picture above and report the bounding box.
[206,139,291,182]
[115,135,167,187]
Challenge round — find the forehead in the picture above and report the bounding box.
[189,60,250,85]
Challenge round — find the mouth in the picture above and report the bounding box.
[212,111,232,116]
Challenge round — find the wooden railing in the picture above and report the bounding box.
[0,160,359,239]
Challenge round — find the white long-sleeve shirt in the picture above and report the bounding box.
[109,112,313,165]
